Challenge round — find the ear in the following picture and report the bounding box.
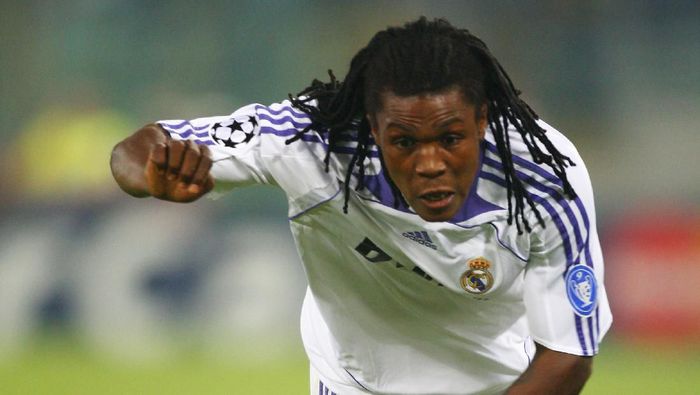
[477,103,488,139]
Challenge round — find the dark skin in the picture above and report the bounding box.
[368,89,486,222]
[506,343,592,395]
[369,87,592,394]
[110,88,592,394]
[110,124,214,201]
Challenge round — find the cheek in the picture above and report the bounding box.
[383,155,409,183]
[380,152,413,191]
[454,149,481,184]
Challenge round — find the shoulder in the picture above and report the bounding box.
[481,118,592,202]
[486,119,596,261]
[255,100,315,139]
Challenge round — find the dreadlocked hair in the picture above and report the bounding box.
[288,17,577,234]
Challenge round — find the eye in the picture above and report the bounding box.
[440,133,463,147]
[392,136,416,149]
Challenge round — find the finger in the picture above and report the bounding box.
[167,140,186,180]
[179,140,201,184]
[146,143,167,197]
[190,175,215,195]
[149,142,168,174]
[189,144,213,187]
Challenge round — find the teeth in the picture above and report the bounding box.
[425,192,448,201]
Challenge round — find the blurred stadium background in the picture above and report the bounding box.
[1,1,699,394]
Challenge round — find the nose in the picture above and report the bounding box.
[414,144,446,178]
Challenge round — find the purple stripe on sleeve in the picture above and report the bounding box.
[573,198,590,231]
[481,169,575,263]
[260,126,323,143]
[574,197,594,269]
[260,126,380,158]
[483,154,602,355]
[170,135,213,146]
[259,125,298,137]
[575,315,589,356]
[319,381,323,395]
[256,104,310,119]
[159,120,209,131]
[482,156,588,266]
[257,112,311,129]
[587,316,597,353]
[529,195,574,263]
[517,172,584,257]
[482,170,590,354]
[484,141,561,186]
[483,156,584,243]
[167,128,210,139]
[485,141,596,263]
[484,142,595,267]
[256,103,373,141]
[299,133,325,144]
[331,145,380,158]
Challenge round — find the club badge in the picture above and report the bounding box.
[460,257,494,294]
[565,264,598,317]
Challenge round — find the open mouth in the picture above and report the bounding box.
[418,190,456,212]
[421,191,454,201]
[413,189,458,220]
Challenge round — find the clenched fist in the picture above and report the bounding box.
[146,139,214,202]
[111,124,215,202]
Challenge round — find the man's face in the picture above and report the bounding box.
[369,88,487,222]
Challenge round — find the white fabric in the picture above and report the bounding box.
[158,100,612,395]
[311,361,373,395]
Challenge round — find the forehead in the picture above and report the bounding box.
[374,88,476,123]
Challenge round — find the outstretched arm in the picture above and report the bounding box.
[506,343,592,395]
[110,123,214,202]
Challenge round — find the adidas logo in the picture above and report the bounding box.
[402,231,438,250]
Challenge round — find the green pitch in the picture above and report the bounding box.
[0,337,698,394]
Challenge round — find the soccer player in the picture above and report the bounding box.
[111,17,611,394]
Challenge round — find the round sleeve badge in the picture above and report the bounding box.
[210,115,257,148]
[565,264,598,317]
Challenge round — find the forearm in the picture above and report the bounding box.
[506,343,592,395]
[110,123,168,197]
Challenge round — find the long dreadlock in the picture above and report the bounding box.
[288,17,577,234]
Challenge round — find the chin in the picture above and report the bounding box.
[411,197,462,222]
[415,209,457,223]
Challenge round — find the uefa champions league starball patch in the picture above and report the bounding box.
[460,257,494,294]
[210,115,258,148]
[565,264,598,317]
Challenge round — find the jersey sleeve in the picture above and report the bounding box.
[157,100,339,213]
[522,125,612,357]
[158,103,273,192]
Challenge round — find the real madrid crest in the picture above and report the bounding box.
[460,257,494,294]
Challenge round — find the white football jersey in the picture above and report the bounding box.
[159,100,612,395]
